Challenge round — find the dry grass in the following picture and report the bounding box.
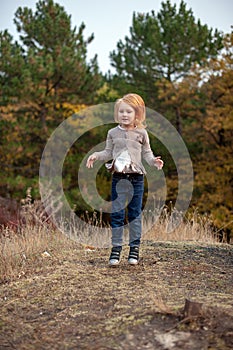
[0,189,219,282]
[0,193,232,349]
[143,208,218,244]
[0,222,68,282]
[0,189,72,282]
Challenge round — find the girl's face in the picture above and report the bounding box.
[117,101,136,129]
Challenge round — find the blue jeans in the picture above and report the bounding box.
[111,173,144,247]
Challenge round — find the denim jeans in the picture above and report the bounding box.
[111,173,144,247]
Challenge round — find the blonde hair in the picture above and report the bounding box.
[114,93,146,128]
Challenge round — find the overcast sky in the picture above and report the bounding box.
[0,0,232,73]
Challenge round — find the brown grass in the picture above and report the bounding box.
[0,190,219,283]
[143,208,218,243]
[0,193,232,349]
[0,189,73,282]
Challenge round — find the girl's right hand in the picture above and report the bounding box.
[86,153,97,168]
[154,156,164,170]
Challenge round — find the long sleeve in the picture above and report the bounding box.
[95,130,113,161]
[142,130,156,166]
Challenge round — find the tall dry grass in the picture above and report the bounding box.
[0,189,71,282]
[0,190,219,282]
[142,207,219,243]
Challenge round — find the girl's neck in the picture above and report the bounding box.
[119,124,136,130]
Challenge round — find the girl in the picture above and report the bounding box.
[86,93,163,266]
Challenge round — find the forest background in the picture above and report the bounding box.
[0,0,232,240]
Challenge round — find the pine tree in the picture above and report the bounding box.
[109,0,223,110]
[0,0,102,198]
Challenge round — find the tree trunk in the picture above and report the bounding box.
[175,106,182,135]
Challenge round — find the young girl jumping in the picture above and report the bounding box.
[86,93,164,266]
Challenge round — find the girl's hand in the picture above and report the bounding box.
[86,153,97,168]
[154,156,164,170]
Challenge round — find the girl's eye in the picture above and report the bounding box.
[119,109,133,113]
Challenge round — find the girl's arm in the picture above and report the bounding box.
[142,130,156,165]
[86,130,113,168]
[142,130,164,170]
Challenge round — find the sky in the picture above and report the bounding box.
[0,0,232,73]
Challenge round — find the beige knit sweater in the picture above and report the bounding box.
[95,126,156,174]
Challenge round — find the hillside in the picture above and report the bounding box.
[0,240,232,350]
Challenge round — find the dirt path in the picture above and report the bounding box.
[0,241,233,349]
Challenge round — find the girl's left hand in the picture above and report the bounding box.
[154,156,164,170]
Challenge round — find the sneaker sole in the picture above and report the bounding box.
[109,260,120,267]
[128,259,139,265]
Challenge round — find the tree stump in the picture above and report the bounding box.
[183,299,203,318]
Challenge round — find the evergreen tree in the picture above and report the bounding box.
[0,0,102,198]
[0,0,102,116]
[109,0,223,109]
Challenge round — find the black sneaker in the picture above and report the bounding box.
[128,246,139,265]
[109,246,122,267]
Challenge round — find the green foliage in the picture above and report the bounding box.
[0,31,25,102]
[109,0,223,108]
[11,0,101,105]
[0,0,103,132]
[0,0,103,199]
